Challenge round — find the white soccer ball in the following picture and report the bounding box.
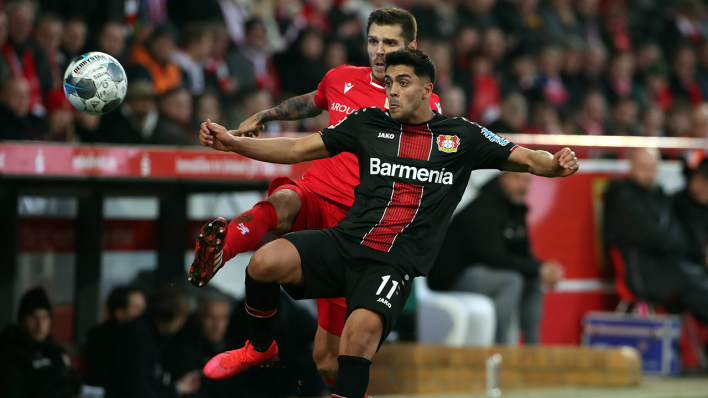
[63,52,127,115]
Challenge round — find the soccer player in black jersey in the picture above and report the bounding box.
[198,48,578,398]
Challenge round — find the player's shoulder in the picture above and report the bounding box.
[330,106,384,128]
[325,65,371,81]
[436,117,512,144]
[429,93,442,113]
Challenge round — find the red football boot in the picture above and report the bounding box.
[189,217,228,287]
[204,340,279,379]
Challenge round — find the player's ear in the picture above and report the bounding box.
[422,82,433,100]
[408,40,417,50]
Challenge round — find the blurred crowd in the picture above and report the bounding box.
[3,0,708,147]
[0,284,327,398]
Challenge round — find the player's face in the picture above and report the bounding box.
[368,23,416,83]
[385,64,432,122]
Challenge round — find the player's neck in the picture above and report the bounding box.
[399,107,435,125]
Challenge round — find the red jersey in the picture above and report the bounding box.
[305,65,442,207]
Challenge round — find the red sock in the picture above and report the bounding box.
[223,201,278,261]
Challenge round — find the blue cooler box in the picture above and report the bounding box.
[582,312,681,376]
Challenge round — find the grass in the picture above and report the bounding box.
[373,377,708,398]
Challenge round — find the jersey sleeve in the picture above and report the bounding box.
[318,110,367,156]
[465,120,518,169]
[430,93,442,114]
[314,67,341,109]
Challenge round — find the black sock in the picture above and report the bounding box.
[244,267,280,352]
[332,355,372,398]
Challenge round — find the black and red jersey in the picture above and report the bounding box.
[319,107,517,275]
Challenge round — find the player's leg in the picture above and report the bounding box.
[190,177,311,287]
[204,238,304,379]
[313,301,344,384]
[204,229,346,379]
[312,199,351,385]
[332,262,413,398]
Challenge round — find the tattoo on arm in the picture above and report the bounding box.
[256,91,323,123]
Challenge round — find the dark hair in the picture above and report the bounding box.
[180,22,211,47]
[384,48,436,84]
[367,7,417,44]
[107,286,141,317]
[148,286,190,322]
[245,18,265,35]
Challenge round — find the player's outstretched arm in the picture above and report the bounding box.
[235,91,324,137]
[501,147,578,177]
[200,120,330,164]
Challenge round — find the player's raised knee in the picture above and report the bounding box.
[267,189,302,232]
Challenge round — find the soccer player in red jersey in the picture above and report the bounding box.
[190,7,440,387]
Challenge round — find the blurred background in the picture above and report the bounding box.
[3,0,708,397]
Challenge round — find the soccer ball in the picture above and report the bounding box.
[63,52,128,115]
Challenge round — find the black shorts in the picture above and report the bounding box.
[282,228,415,346]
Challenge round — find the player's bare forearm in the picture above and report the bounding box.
[502,147,578,177]
[230,134,330,164]
[256,91,324,123]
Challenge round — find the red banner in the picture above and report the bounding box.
[0,143,312,181]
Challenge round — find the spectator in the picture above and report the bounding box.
[604,148,708,322]
[324,40,348,70]
[59,18,87,71]
[502,48,538,100]
[97,20,127,62]
[666,100,693,137]
[32,13,63,88]
[2,1,53,116]
[229,18,280,97]
[428,173,564,344]
[561,42,588,107]
[105,286,200,398]
[575,0,606,47]
[437,85,467,118]
[575,91,608,135]
[466,54,501,124]
[457,0,498,30]
[540,0,582,45]
[43,88,75,141]
[85,286,146,389]
[163,290,243,398]
[601,0,633,52]
[525,101,563,134]
[493,0,545,52]
[581,43,607,93]
[489,93,528,134]
[204,23,239,98]
[172,22,214,96]
[99,79,159,144]
[608,98,640,136]
[481,26,506,65]
[279,29,327,95]
[428,41,453,90]
[128,24,182,96]
[153,87,196,145]
[193,89,223,131]
[670,45,705,106]
[602,52,643,107]
[661,0,708,54]
[0,287,82,398]
[534,45,569,108]
[674,158,708,266]
[639,105,666,137]
[0,78,47,140]
[451,25,480,73]
[689,104,708,138]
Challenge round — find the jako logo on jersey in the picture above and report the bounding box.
[344,82,354,93]
[331,102,355,114]
[370,158,454,185]
[437,135,460,153]
[377,297,392,308]
[378,132,395,139]
[480,127,509,146]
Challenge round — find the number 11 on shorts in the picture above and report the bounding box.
[376,275,398,299]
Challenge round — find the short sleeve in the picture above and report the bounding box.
[319,111,366,156]
[430,93,442,114]
[314,68,336,109]
[466,120,518,169]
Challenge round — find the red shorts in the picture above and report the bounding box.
[268,177,349,336]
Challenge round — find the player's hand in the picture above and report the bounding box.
[233,113,266,137]
[551,147,579,177]
[540,261,564,287]
[200,119,236,152]
[176,369,201,395]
